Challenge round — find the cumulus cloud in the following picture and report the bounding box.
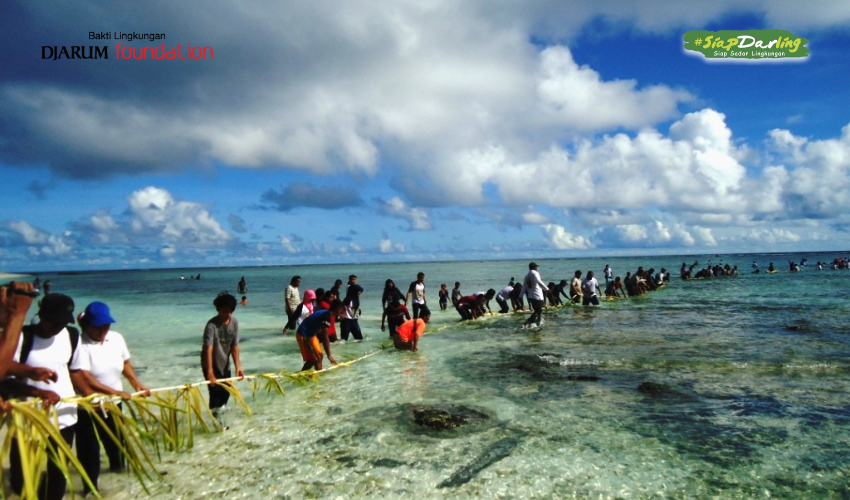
[744,228,802,244]
[377,197,433,231]
[261,182,364,211]
[6,220,73,256]
[766,124,850,218]
[0,1,695,196]
[537,46,691,131]
[496,109,749,214]
[379,238,405,253]
[542,224,593,250]
[280,236,299,253]
[597,220,716,248]
[127,187,232,245]
[522,211,550,225]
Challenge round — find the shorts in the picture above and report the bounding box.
[582,294,600,306]
[296,333,323,362]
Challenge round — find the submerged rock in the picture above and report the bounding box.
[371,458,407,468]
[438,435,524,488]
[637,382,666,393]
[410,405,491,432]
[414,408,468,431]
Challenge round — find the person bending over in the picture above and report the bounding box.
[296,300,343,371]
[392,307,431,352]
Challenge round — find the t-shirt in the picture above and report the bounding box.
[75,330,131,393]
[317,301,336,334]
[582,278,599,296]
[496,286,513,302]
[521,270,547,301]
[285,285,300,313]
[386,304,410,324]
[295,303,314,329]
[341,298,359,320]
[408,281,426,305]
[297,310,332,338]
[13,326,84,429]
[395,318,426,343]
[457,295,478,309]
[203,316,240,373]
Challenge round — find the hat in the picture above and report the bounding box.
[529,262,539,269]
[303,289,317,301]
[83,301,116,327]
[39,294,75,324]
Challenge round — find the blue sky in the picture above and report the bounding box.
[2,1,850,271]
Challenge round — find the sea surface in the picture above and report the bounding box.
[9,252,850,499]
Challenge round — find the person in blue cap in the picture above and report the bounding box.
[72,301,149,495]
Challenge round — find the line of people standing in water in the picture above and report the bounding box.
[276,262,674,349]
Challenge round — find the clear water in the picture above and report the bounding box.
[19,253,850,499]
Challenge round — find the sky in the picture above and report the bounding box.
[2,1,850,271]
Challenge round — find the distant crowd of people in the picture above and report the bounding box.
[681,261,738,279]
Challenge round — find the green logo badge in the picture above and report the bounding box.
[683,30,809,60]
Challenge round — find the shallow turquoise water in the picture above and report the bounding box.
[18,253,850,498]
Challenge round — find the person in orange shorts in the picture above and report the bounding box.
[295,299,342,371]
[391,306,431,352]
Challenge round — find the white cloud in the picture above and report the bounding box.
[496,109,749,214]
[744,228,802,244]
[7,220,72,256]
[280,236,298,253]
[379,238,405,253]
[127,187,232,246]
[767,124,850,217]
[537,46,691,131]
[9,220,48,244]
[542,224,592,250]
[522,211,549,225]
[596,220,715,248]
[377,197,433,231]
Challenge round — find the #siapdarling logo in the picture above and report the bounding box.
[683,29,809,61]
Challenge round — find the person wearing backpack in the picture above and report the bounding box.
[2,293,84,500]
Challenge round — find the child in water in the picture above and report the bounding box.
[438,283,449,310]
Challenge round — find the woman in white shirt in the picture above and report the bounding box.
[72,301,149,495]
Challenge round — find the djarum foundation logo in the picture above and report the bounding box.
[683,29,809,61]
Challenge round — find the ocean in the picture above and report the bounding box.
[8,252,850,499]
